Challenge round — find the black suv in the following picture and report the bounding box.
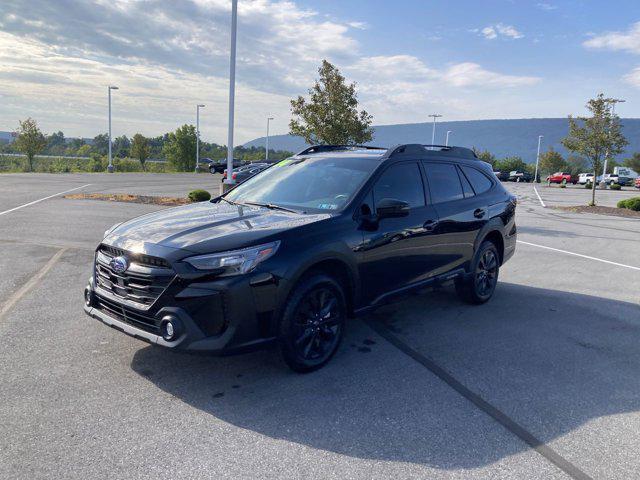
[84,144,517,372]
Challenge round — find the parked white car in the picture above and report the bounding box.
[577,173,594,184]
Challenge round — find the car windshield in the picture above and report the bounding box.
[224,155,378,213]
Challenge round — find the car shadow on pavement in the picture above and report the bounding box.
[130,282,640,471]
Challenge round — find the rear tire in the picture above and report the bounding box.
[278,273,346,373]
[456,241,500,304]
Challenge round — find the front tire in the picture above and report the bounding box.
[278,274,346,373]
[456,241,500,304]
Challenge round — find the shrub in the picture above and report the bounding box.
[617,199,628,208]
[622,197,640,211]
[584,182,592,189]
[188,189,211,202]
[559,184,566,188]
[609,183,622,190]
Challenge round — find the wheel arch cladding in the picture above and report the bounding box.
[296,258,357,316]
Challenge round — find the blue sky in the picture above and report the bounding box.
[1,0,639,143]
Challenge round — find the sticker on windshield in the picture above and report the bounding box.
[275,159,292,167]
[318,203,338,210]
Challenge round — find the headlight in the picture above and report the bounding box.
[183,241,280,276]
[104,223,122,238]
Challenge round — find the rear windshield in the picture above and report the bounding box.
[225,155,378,213]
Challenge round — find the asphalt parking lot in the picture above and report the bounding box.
[1,173,639,479]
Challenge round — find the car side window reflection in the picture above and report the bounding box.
[372,163,426,209]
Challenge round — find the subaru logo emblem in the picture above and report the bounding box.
[110,256,129,274]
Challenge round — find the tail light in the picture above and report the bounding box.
[232,172,237,179]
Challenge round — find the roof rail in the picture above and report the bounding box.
[384,144,478,160]
[295,144,387,156]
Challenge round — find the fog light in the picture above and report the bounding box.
[161,316,180,341]
[84,287,93,307]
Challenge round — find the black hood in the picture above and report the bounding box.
[104,201,331,255]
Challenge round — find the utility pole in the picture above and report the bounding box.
[107,85,119,173]
[265,116,274,162]
[196,104,205,172]
[428,114,442,148]
[534,135,543,183]
[224,0,238,191]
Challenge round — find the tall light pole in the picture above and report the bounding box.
[265,116,274,162]
[428,114,442,148]
[445,130,452,147]
[195,104,205,173]
[534,135,543,183]
[224,0,238,190]
[107,85,119,173]
[601,98,625,188]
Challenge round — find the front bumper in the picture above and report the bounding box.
[84,271,280,355]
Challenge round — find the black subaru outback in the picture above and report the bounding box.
[84,144,517,372]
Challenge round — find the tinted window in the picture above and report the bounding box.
[461,165,493,194]
[423,162,464,204]
[458,167,475,197]
[372,163,425,208]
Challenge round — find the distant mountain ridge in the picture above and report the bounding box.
[244,118,640,162]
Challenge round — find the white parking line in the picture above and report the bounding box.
[517,240,640,271]
[533,186,546,208]
[0,184,91,216]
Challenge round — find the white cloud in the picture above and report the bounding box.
[481,27,498,40]
[583,21,640,54]
[480,23,524,40]
[536,3,557,11]
[442,63,539,87]
[623,66,640,87]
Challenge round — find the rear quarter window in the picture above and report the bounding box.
[460,165,493,195]
[423,162,464,204]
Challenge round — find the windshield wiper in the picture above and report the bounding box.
[217,196,238,206]
[243,201,301,214]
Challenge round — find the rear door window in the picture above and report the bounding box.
[423,162,464,204]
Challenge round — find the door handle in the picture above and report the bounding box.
[423,219,439,231]
[473,208,487,219]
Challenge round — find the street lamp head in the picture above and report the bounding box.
[268,116,274,120]
[197,104,205,108]
[109,86,119,90]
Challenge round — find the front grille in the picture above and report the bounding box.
[95,294,160,335]
[99,244,171,269]
[94,245,174,309]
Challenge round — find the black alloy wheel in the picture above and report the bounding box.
[456,241,500,304]
[279,274,346,373]
[474,248,498,298]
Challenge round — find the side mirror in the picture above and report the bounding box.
[376,198,410,219]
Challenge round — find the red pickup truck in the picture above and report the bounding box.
[546,172,576,184]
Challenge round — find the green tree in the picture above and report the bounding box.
[46,130,66,155]
[494,156,530,174]
[163,124,197,171]
[130,133,150,171]
[92,133,109,155]
[562,94,628,205]
[623,152,640,173]
[76,144,92,157]
[15,118,46,171]
[539,148,566,175]
[473,149,496,166]
[112,135,130,158]
[565,155,588,177]
[289,60,373,145]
